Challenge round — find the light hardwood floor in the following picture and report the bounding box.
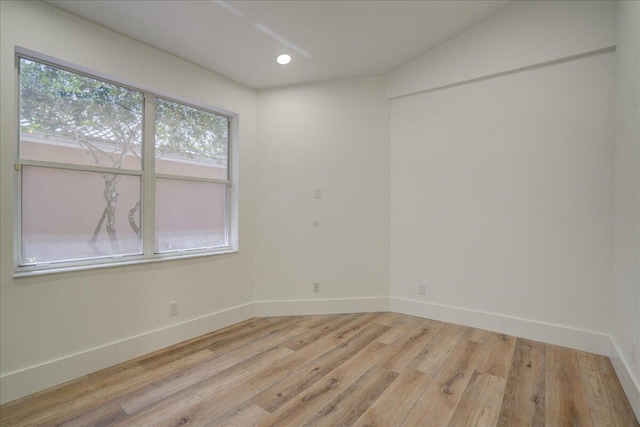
[1,313,638,426]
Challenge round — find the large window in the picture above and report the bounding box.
[16,55,233,273]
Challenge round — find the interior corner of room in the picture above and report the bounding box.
[0,0,638,421]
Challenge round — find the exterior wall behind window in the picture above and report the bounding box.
[0,0,257,403]
[19,139,227,262]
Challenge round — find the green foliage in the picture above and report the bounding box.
[19,58,228,167]
[19,58,230,256]
[156,98,228,164]
[20,58,143,168]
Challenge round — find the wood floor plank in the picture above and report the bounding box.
[401,339,483,427]
[154,340,390,427]
[1,313,637,427]
[371,312,411,327]
[120,327,306,414]
[545,345,593,427]
[352,368,433,427]
[255,341,389,427]
[252,323,391,413]
[207,403,270,427]
[295,314,347,329]
[206,325,310,363]
[300,367,398,427]
[273,312,383,358]
[93,349,217,400]
[496,338,546,427]
[281,313,361,351]
[375,315,423,345]
[205,316,307,356]
[578,351,640,427]
[57,402,128,427]
[326,313,387,341]
[120,324,390,426]
[376,319,445,373]
[0,361,145,427]
[151,360,290,427]
[116,323,310,415]
[119,353,240,415]
[6,349,217,427]
[475,332,516,379]
[133,317,273,370]
[462,327,490,344]
[112,347,296,426]
[409,322,466,376]
[447,371,507,426]
[139,316,298,370]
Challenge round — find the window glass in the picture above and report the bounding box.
[155,98,228,179]
[19,58,143,170]
[156,179,227,252]
[21,167,141,264]
[16,55,234,272]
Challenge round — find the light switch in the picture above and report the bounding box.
[314,187,321,198]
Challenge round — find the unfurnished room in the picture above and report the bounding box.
[0,0,639,425]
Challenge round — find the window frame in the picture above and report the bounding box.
[14,49,237,277]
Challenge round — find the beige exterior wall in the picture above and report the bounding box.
[20,138,227,263]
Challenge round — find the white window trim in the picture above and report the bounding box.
[13,48,238,277]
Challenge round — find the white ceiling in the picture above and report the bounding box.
[47,0,512,90]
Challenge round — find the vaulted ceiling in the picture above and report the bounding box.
[47,1,512,89]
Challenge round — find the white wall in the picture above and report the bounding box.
[0,1,257,403]
[388,0,616,355]
[388,0,616,98]
[611,0,640,417]
[255,77,390,314]
[1,0,637,414]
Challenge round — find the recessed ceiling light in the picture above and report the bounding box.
[277,54,291,65]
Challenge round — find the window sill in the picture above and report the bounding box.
[13,249,239,278]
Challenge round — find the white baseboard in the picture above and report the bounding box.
[0,297,387,404]
[1,296,627,410]
[609,337,640,421]
[390,297,610,355]
[0,302,254,405]
[254,296,390,317]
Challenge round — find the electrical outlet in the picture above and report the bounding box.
[313,282,320,293]
[169,301,178,316]
[314,187,322,198]
[418,284,426,295]
[632,341,637,364]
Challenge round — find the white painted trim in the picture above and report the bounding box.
[385,0,616,99]
[387,47,615,101]
[390,297,610,355]
[3,297,634,413]
[0,302,254,404]
[609,337,640,421]
[14,249,239,278]
[254,297,390,317]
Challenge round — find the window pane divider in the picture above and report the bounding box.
[155,173,229,185]
[142,94,156,258]
[15,53,234,274]
[18,159,143,176]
